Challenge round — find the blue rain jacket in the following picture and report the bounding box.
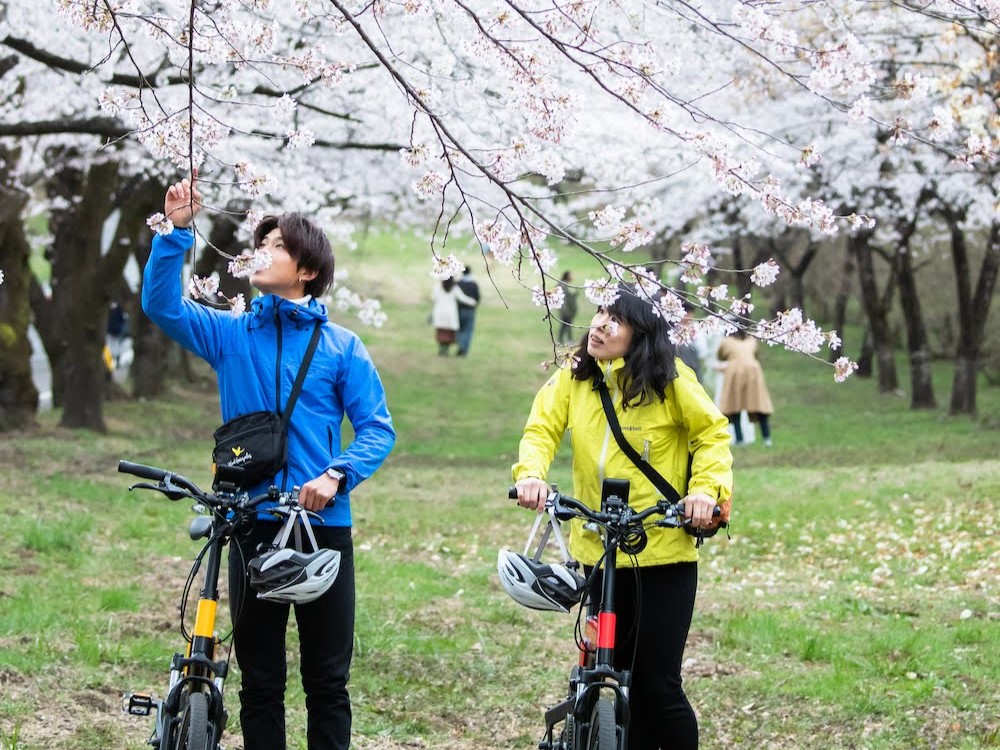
[142,227,395,526]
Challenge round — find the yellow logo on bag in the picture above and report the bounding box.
[232,446,246,457]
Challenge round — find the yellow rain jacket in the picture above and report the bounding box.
[512,358,733,567]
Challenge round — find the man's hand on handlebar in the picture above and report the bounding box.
[298,473,339,512]
[682,492,719,529]
[514,477,550,513]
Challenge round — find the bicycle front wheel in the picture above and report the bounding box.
[586,697,619,750]
[168,690,213,750]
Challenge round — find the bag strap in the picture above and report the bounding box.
[596,379,682,503]
[278,321,323,429]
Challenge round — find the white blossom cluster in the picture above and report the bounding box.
[332,287,387,328]
[186,274,247,316]
[228,249,273,279]
[31,0,996,384]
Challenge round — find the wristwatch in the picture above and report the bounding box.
[325,468,346,483]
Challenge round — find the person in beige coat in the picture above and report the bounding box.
[717,330,774,445]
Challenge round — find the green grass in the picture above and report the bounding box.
[0,229,997,750]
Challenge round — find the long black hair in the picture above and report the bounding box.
[571,290,678,409]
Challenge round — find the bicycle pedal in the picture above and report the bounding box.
[123,692,156,716]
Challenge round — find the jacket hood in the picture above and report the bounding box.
[248,294,329,329]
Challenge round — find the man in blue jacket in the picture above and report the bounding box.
[143,172,395,750]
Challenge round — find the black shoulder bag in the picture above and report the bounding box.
[212,321,323,490]
[595,380,727,546]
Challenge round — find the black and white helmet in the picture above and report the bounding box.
[498,506,585,613]
[248,508,341,604]
[497,551,585,612]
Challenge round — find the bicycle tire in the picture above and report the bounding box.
[586,697,618,750]
[168,690,213,750]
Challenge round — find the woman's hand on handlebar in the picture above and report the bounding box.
[682,492,718,529]
[513,478,550,513]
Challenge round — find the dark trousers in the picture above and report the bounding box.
[457,307,476,355]
[589,562,699,750]
[229,522,355,750]
[727,412,770,443]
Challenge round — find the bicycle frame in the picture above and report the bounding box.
[536,478,691,750]
[161,516,230,747]
[119,460,288,750]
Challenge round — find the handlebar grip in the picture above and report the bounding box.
[118,460,168,482]
[676,502,722,516]
[508,487,518,500]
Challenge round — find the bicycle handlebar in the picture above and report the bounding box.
[508,486,719,530]
[118,459,298,513]
[118,460,168,482]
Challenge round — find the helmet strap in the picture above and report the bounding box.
[270,509,322,553]
[523,507,574,566]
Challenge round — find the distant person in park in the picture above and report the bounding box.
[106,300,130,368]
[716,329,774,446]
[511,292,733,750]
[143,171,396,750]
[556,270,578,344]
[431,276,477,356]
[455,265,481,356]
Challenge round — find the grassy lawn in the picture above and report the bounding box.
[0,231,997,750]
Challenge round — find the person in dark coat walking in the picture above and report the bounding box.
[456,266,480,356]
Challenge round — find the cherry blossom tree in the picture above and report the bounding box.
[3,0,997,429]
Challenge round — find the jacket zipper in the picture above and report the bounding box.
[597,363,615,485]
[274,303,286,491]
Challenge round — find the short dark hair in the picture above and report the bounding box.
[571,290,678,408]
[254,213,335,297]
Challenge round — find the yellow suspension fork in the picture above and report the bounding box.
[185,525,226,677]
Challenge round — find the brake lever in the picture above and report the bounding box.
[128,481,191,502]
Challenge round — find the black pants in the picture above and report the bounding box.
[727,412,770,443]
[229,522,355,750]
[588,562,699,750]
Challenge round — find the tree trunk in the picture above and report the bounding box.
[852,231,899,392]
[771,233,819,318]
[856,328,874,377]
[35,151,123,432]
[829,239,854,363]
[946,217,1000,415]
[0,183,39,430]
[894,227,936,410]
[103,177,173,400]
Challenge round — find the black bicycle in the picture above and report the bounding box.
[118,460,300,750]
[508,479,716,750]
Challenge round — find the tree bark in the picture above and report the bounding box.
[943,215,1000,415]
[32,151,123,432]
[852,231,899,392]
[891,193,936,409]
[0,181,39,430]
[770,231,819,318]
[829,238,854,363]
[107,177,173,400]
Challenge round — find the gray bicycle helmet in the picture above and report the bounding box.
[498,505,585,613]
[497,550,585,612]
[248,509,341,604]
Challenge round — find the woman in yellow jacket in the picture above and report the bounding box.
[512,291,733,750]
